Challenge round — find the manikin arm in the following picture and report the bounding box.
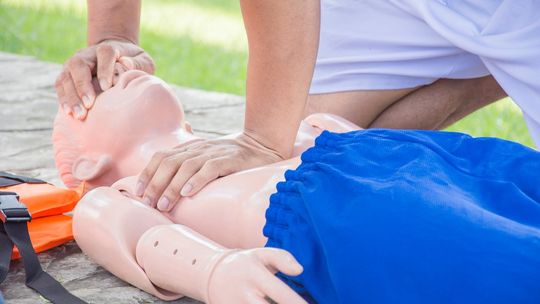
[74,188,305,303]
[136,225,306,303]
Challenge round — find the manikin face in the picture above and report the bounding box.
[53,70,192,189]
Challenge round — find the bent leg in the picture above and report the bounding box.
[404,1,540,144]
[370,76,506,129]
[305,88,416,128]
[306,76,506,130]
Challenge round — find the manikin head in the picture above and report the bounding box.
[53,70,197,190]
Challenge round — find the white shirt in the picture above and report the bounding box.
[311,0,540,146]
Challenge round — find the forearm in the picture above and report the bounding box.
[136,225,230,302]
[87,0,141,45]
[241,0,320,158]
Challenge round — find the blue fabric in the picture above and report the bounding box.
[264,129,540,304]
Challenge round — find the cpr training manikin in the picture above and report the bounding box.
[53,70,360,303]
[54,70,540,304]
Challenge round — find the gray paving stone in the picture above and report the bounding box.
[0,51,245,303]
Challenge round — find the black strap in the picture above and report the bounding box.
[0,171,47,188]
[0,192,86,303]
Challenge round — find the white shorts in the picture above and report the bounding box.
[311,0,540,146]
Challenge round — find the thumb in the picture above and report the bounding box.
[118,53,155,74]
[257,248,303,277]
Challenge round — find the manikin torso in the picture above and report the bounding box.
[54,70,360,302]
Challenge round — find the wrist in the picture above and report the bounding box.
[242,129,292,159]
[203,249,241,304]
[87,0,141,46]
[90,36,138,47]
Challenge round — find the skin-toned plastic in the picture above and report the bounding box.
[136,225,306,304]
[60,71,360,302]
[53,70,199,191]
[53,70,358,197]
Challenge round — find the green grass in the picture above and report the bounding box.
[446,99,532,146]
[0,0,534,147]
[0,0,247,93]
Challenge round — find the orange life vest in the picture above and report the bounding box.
[0,172,81,259]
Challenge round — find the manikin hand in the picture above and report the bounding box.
[207,248,307,304]
[135,225,305,303]
[137,132,284,211]
[55,39,155,120]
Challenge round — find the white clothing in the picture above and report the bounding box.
[311,0,540,146]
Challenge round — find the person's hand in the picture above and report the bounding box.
[137,133,285,211]
[207,248,306,304]
[55,39,155,120]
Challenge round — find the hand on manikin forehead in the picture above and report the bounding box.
[53,70,193,190]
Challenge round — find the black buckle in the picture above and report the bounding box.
[0,192,31,223]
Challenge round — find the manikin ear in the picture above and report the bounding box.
[72,155,112,182]
[184,121,193,134]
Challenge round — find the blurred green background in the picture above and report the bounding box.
[0,0,533,147]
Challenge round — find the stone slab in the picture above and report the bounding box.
[0,51,245,303]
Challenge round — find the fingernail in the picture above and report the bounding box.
[180,183,192,196]
[73,104,85,119]
[135,182,144,196]
[99,79,109,91]
[82,95,94,109]
[142,197,151,206]
[157,197,170,211]
[62,104,73,116]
